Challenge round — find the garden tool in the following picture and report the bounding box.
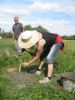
[14,55,22,72]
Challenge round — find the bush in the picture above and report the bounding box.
[0,32,12,38]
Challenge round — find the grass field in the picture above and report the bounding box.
[0,39,75,100]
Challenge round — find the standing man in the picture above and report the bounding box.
[12,16,24,55]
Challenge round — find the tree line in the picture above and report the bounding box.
[0,25,75,40]
[0,25,49,38]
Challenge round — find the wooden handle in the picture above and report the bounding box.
[19,64,21,72]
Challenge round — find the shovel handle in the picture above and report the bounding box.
[19,64,22,72]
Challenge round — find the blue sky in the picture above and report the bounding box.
[0,0,75,36]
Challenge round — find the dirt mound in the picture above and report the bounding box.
[10,71,35,84]
[6,68,17,72]
[6,67,38,89]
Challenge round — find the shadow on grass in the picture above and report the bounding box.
[21,65,38,73]
[21,64,48,75]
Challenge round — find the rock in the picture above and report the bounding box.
[61,72,75,91]
[0,36,2,39]
[4,50,11,57]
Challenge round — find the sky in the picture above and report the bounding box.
[0,0,75,36]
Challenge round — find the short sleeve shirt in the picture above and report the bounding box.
[12,23,23,40]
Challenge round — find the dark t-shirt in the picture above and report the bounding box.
[40,32,57,61]
[12,23,23,40]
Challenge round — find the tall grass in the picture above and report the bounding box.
[0,39,75,100]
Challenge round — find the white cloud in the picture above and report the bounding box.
[27,1,75,15]
[68,6,75,14]
[0,17,75,36]
[21,19,75,36]
[0,1,75,18]
[29,2,59,11]
[0,21,9,25]
[0,7,30,16]
[0,0,75,35]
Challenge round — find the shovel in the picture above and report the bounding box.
[14,55,23,72]
[14,49,34,72]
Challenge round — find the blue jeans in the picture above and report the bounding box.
[43,43,62,64]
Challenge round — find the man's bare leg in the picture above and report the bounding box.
[38,61,45,70]
[47,64,53,77]
[39,64,53,83]
[35,61,45,75]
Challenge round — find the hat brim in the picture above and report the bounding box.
[18,31,40,48]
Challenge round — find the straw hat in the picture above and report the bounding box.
[18,30,40,48]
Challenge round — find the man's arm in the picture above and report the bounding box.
[22,40,44,67]
[27,49,43,65]
[20,23,24,32]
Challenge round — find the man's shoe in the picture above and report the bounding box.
[39,77,51,84]
[35,70,41,75]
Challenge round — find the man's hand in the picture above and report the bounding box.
[21,62,29,68]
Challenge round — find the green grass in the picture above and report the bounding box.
[0,39,75,100]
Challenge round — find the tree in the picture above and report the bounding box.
[0,32,12,38]
[34,26,49,33]
[0,28,1,32]
[62,35,75,40]
[24,25,33,30]
[24,25,49,33]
